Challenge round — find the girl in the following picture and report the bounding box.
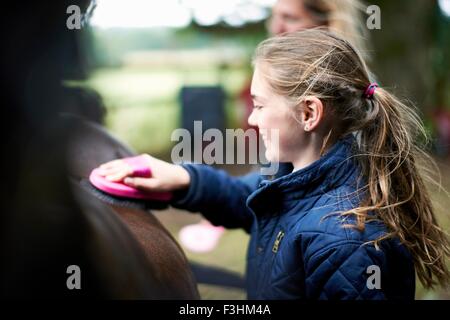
[185,0,369,253]
[98,29,450,299]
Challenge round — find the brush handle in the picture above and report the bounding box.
[123,155,152,178]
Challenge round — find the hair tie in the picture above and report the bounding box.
[364,82,378,99]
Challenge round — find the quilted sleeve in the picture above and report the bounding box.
[171,163,261,232]
[304,241,387,300]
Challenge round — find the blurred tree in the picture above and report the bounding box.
[431,1,450,109]
[369,0,436,111]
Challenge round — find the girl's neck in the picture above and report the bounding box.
[292,154,320,172]
[291,136,323,172]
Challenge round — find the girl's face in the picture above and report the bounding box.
[268,0,321,36]
[248,64,306,163]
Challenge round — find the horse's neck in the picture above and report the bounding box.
[111,205,199,299]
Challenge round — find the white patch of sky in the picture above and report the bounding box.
[89,0,276,28]
[438,0,450,17]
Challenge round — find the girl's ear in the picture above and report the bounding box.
[299,96,324,132]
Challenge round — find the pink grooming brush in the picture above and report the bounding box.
[89,155,172,201]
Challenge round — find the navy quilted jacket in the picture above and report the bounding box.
[172,136,415,300]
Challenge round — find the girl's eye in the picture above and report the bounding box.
[253,105,264,110]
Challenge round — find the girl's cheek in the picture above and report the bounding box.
[258,110,274,130]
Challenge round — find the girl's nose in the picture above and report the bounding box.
[248,109,258,127]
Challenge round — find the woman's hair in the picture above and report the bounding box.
[301,0,369,57]
[253,29,450,289]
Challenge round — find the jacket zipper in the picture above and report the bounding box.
[272,230,285,253]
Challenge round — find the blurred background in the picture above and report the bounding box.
[68,0,450,299]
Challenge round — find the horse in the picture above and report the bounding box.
[64,114,200,299]
[1,0,241,298]
[1,0,199,299]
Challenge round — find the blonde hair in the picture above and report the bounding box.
[254,29,450,289]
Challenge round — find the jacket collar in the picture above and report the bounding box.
[247,134,359,215]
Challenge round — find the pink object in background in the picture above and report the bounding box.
[89,155,172,201]
[432,108,450,157]
[178,221,225,253]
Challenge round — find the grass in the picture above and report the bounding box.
[83,66,249,156]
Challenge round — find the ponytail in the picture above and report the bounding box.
[346,87,450,289]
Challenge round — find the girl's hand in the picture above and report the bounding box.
[97,154,190,192]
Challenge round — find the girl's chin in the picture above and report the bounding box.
[264,148,280,163]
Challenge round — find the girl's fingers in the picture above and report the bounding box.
[97,159,133,177]
[99,159,125,170]
[97,165,126,177]
[96,155,176,191]
[105,166,134,182]
[124,177,162,191]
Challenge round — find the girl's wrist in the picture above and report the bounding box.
[175,165,191,189]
